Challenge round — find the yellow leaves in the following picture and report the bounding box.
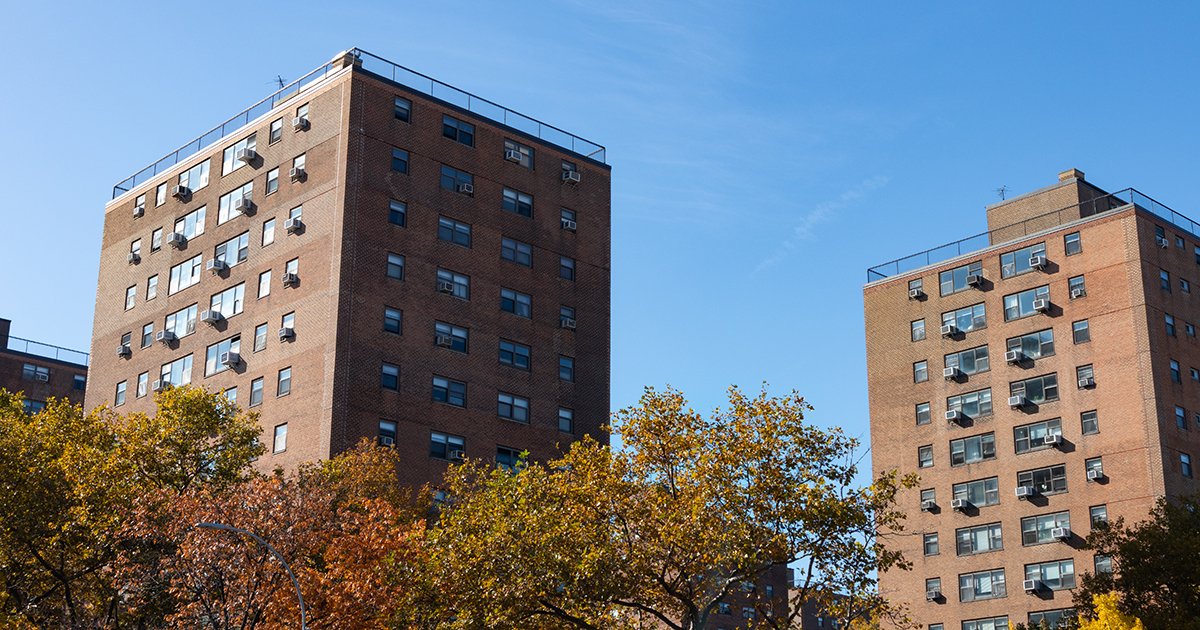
[1075,593,1145,630]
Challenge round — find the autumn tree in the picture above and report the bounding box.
[1074,593,1145,630]
[427,385,919,630]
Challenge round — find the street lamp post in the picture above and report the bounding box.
[194,522,308,630]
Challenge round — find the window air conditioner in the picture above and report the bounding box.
[504,149,522,163]
[278,326,295,341]
[116,344,131,358]
[233,197,252,213]
[219,351,240,367]
[1029,255,1047,270]
[167,232,186,247]
[449,449,466,461]
[435,334,454,348]
[156,330,177,345]
[561,218,577,231]
[290,167,305,181]
[1033,298,1049,313]
[235,147,256,163]
[206,259,228,274]
[152,379,169,392]
[1051,527,1071,540]
[1071,287,1086,299]
[945,409,964,423]
[950,498,967,511]
[1044,434,1063,446]
[940,324,958,337]
[908,288,924,300]
[457,183,474,194]
[379,436,395,447]
[436,280,455,294]
[966,273,983,287]
[292,116,308,131]
[1087,469,1104,481]
[1157,236,1170,248]
[562,170,581,184]
[1015,486,1034,500]
[133,206,144,218]
[171,185,190,199]
[1009,395,1027,408]
[925,590,940,602]
[127,252,140,264]
[285,218,303,233]
[1023,580,1041,593]
[1079,377,1095,389]
[281,272,299,286]
[35,373,49,382]
[944,367,962,380]
[920,499,935,512]
[561,317,577,330]
[1005,350,1023,364]
[200,310,222,325]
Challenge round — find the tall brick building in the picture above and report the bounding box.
[87,49,610,485]
[865,169,1200,629]
[0,317,89,413]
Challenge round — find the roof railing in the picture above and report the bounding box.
[7,336,90,367]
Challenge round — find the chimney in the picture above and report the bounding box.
[1059,168,1085,183]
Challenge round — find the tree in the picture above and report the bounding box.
[427,385,919,630]
[1071,593,1144,630]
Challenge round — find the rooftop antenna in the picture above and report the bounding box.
[274,75,286,89]
[995,185,1009,201]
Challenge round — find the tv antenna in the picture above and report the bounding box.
[995,185,1009,201]
[274,75,286,89]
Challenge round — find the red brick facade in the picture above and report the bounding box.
[0,318,89,411]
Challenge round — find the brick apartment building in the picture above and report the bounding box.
[87,49,610,485]
[0,317,89,412]
[865,169,1200,629]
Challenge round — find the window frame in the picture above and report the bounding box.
[1003,285,1050,321]
[939,261,982,296]
[950,433,997,467]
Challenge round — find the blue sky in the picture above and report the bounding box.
[1,1,1198,457]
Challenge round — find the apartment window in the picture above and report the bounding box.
[440,165,473,193]
[293,154,306,176]
[381,363,399,391]
[1006,329,1055,359]
[953,477,999,507]
[498,393,530,423]
[430,432,465,459]
[247,377,264,407]
[1025,560,1074,591]
[911,319,925,342]
[384,307,402,335]
[561,306,576,329]
[929,626,943,630]
[950,433,996,466]
[1095,555,1113,574]
[1073,320,1091,344]
[1021,512,1070,545]
[131,239,142,257]
[1000,242,1045,279]
[215,232,250,267]
[160,355,194,387]
[1029,610,1075,628]
[269,118,283,144]
[21,400,45,415]
[141,323,154,348]
[1082,410,1099,435]
[389,200,406,226]
[392,148,409,174]
[119,333,132,351]
[958,568,1006,602]
[925,577,942,600]
[1068,275,1086,299]
[559,356,575,382]
[386,253,405,280]
[942,304,987,333]
[908,277,923,294]
[1018,464,1068,495]
[262,218,276,246]
[940,261,982,295]
[168,255,203,295]
[435,321,468,353]
[271,423,287,453]
[1003,285,1050,321]
[135,372,148,398]
[1090,505,1108,527]
[277,367,291,397]
[918,445,933,468]
[1086,457,1104,480]
[1075,365,1094,388]
[204,335,241,377]
[173,206,207,240]
[1010,374,1058,404]
[165,304,198,339]
[433,376,466,407]
[74,374,87,391]
[156,183,167,206]
[285,258,298,277]
[1014,418,1062,454]
[956,523,1002,556]
[125,286,136,310]
[948,388,992,418]
[179,160,210,193]
[266,168,279,195]
[442,115,474,146]
[295,103,309,124]
[913,360,928,383]
[217,182,254,225]
[963,618,1007,630]
[504,139,534,168]
[921,488,936,507]
[437,268,470,300]
[254,324,268,352]
[562,160,577,176]
[916,402,931,426]
[1065,231,1081,255]
[501,237,532,266]
[258,270,271,298]
[501,288,532,318]
[923,533,939,556]
[559,408,574,433]
[1179,235,1186,248]
[437,216,471,247]
[210,283,246,319]
[1185,454,1194,478]
[1162,269,1171,291]
[1184,278,1192,293]
[1157,226,1166,238]
[502,188,534,217]
[496,446,524,473]
[111,380,126,407]
[499,340,531,370]
[718,602,732,616]
[1171,360,1182,383]
[558,258,577,282]
[151,228,162,252]
[1167,314,1177,336]
[394,96,411,122]
[221,134,257,176]
[945,345,989,376]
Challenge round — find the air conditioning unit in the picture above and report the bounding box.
[950,498,967,511]
[925,590,940,602]
[127,252,140,264]
[561,317,577,330]
[200,310,223,325]
[435,334,454,348]
[1044,434,1063,446]
[966,273,983,287]
[449,449,466,461]
[945,409,964,423]
[1005,350,1023,364]
[562,170,581,184]
[156,330,177,345]
[285,218,303,233]
[1015,486,1034,500]
[35,373,49,382]
[1079,377,1095,389]
[116,344,131,358]
[167,232,186,248]
[1033,299,1050,313]
[1157,236,1170,248]
[292,116,308,130]
[504,149,522,163]
[1087,469,1104,481]
[457,182,474,194]
[944,367,962,380]
[151,379,168,392]
[1071,287,1086,299]
[233,197,252,213]
[1029,255,1047,270]
[379,436,395,447]
[908,288,924,300]
[1023,579,1041,593]
[278,326,295,341]
[219,351,240,367]
[206,259,228,274]
[281,272,299,286]
[561,218,578,231]
[171,185,189,199]
[133,205,144,218]
[1052,527,1071,541]
[436,280,455,294]
[920,499,936,512]
[940,324,958,337]
[289,167,305,181]
[235,147,256,163]
[1009,395,1027,408]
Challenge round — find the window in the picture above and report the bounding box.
[501,237,532,266]
[1184,278,1192,293]
[925,577,941,598]
[1014,418,1062,454]
[384,307,402,334]
[277,367,291,397]
[918,445,933,468]
[285,258,298,278]
[1021,512,1070,545]
[1179,235,1186,248]
[1006,329,1055,359]
[151,228,162,252]
[74,374,87,391]
[499,340,531,370]
[1000,242,1045,279]
[501,288,532,318]
[217,182,254,224]
[1072,319,1090,344]
[381,363,399,391]
[718,602,732,616]
[945,345,989,376]
[160,355,193,387]
[435,321,468,353]
[173,206,207,240]
[378,420,397,447]
[908,277,923,294]
[942,303,987,333]
[210,283,246,319]
[1076,365,1095,388]
[559,408,574,433]
[141,323,154,348]
[498,393,530,423]
[497,446,524,473]
[939,261,982,295]
[559,356,575,382]
[249,377,264,407]
[293,153,306,176]
[156,183,167,206]
[1095,555,1113,574]
[1028,610,1074,628]
[221,134,256,176]
[1185,453,1195,478]
[258,221,275,250]
[22,400,45,415]
[950,433,996,466]
[296,103,309,124]
[430,431,465,459]
[131,239,142,257]
[179,160,210,193]
[1018,464,1068,495]
[924,533,939,556]
[1171,360,1182,383]
[948,389,992,418]
[215,232,250,267]
[437,216,471,247]
[273,424,287,453]
[136,372,148,398]
[254,323,268,352]
[442,115,474,146]
[561,306,576,329]
[916,402,931,426]
[389,200,406,226]
[913,360,928,383]
[956,522,1002,555]
[391,148,409,174]
[258,270,271,298]
[963,618,1008,630]
[269,118,283,144]
[503,139,534,168]
[958,568,1006,602]
[929,626,943,630]
[1003,285,1050,321]
[120,332,133,350]
[204,335,241,377]
[440,165,473,193]
[1157,225,1165,239]
[560,257,576,281]
[437,268,470,300]
[1091,505,1108,527]
[502,188,534,217]
[953,477,999,507]
[1168,314,1177,336]
[114,381,127,406]
[1065,231,1081,255]
[911,319,925,341]
[1068,275,1086,298]
[386,253,405,280]
[433,376,466,407]
[165,304,199,339]
[1162,269,1171,291]
[394,96,411,122]
[1082,410,1099,435]
[1010,374,1058,404]
[1085,457,1104,480]
[168,255,203,295]
[125,286,136,310]
[1025,560,1074,590]
[921,488,936,507]
[264,167,279,196]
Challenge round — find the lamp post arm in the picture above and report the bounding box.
[195,522,308,630]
